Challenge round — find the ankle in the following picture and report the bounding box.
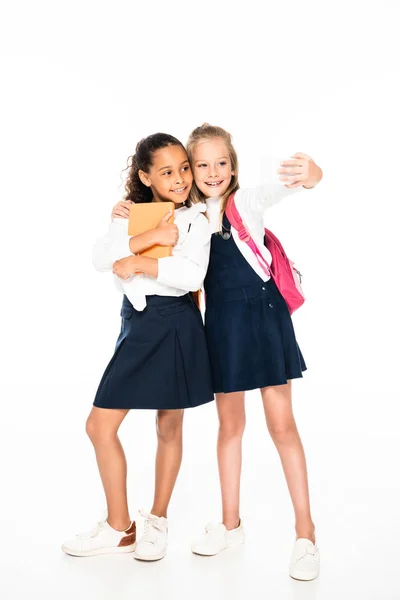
[107,517,131,532]
[222,517,241,531]
[295,522,316,544]
[150,508,167,519]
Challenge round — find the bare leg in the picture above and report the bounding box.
[216,392,246,530]
[261,382,315,542]
[86,406,131,531]
[150,409,184,518]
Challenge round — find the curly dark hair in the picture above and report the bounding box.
[124,133,186,203]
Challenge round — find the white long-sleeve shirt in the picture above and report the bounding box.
[92,203,211,311]
[206,183,302,282]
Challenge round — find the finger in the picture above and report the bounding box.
[280,173,307,183]
[277,167,303,175]
[284,181,303,188]
[112,202,131,215]
[161,210,173,222]
[280,159,305,167]
[291,152,311,161]
[279,175,299,183]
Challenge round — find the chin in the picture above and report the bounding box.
[200,183,229,197]
[171,196,189,205]
[200,187,220,197]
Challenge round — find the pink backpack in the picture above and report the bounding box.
[225,193,305,315]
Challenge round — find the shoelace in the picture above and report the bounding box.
[294,542,317,562]
[139,510,165,544]
[204,522,226,537]
[77,520,107,540]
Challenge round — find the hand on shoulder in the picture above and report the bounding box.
[111,200,132,220]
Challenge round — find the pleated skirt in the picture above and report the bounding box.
[93,294,214,410]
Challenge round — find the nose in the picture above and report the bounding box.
[208,165,218,178]
[174,172,184,184]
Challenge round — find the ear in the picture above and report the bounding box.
[138,169,151,187]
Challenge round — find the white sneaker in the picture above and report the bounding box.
[62,519,136,557]
[191,520,245,556]
[289,538,320,581]
[134,510,168,561]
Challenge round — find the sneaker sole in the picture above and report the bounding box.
[134,548,167,561]
[62,542,136,557]
[289,569,319,581]
[191,538,245,556]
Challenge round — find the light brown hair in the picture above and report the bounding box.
[186,123,240,217]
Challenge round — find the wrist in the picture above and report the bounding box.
[130,255,141,272]
[136,255,158,278]
[152,227,163,246]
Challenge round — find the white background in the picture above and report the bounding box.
[1,1,400,599]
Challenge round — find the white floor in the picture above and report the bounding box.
[1,380,399,600]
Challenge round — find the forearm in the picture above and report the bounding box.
[129,229,159,254]
[132,255,159,278]
[238,183,300,216]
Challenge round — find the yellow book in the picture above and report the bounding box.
[128,202,174,259]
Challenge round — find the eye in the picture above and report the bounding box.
[162,171,172,176]
[197,163,207,168]
[182,166,190,172]
[218,162,227,166]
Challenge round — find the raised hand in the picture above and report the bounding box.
[277,153,323,189]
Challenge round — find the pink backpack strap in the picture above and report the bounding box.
[226,193,272,278]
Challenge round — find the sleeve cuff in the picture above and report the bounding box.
[157,257,204,291]
[112,236,133,260]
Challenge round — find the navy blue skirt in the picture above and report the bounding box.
[205,278,306,394]
[93,294,214,410]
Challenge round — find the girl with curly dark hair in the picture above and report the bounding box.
[62,133,213,562]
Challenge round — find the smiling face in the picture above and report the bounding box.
[192,137,235,198]
[139,144,193,204]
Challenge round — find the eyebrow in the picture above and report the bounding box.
[158,159,189,172]
[195,157,228,162]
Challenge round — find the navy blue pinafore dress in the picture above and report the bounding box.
[204,214,306,394]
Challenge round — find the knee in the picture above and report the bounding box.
[268,419,297,445]
[156,411,183,443]
[219,417,246,441]
[86,415,117,446]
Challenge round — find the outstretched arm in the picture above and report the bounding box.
[238,153,323,216]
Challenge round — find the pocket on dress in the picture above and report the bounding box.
[157,304,187,317]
